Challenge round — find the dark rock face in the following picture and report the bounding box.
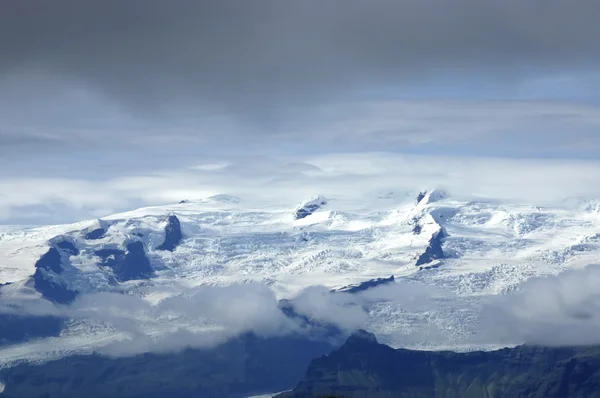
[0,314,64,345]
[95,248,125,268]
[32,247,79,304]
[119,242,153,281]
[337,276,395,294]
[416,191,427,204]
[416,228,448,266]
[55,241,80,255]
[295,206,319,220]
[278,333,600,398]
[85,228,106,240]
[412,223,422,235]
[295,197,327,220]
[34,247,63,274]
[0,333,335,398]
[343,329,378,345]
[32,268,78,304]
[96,242,153,282]
[157,215,183,252]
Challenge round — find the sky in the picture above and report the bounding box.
[1,0,600,224]
[2,1,600,363]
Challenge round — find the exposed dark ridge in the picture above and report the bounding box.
[95,248,125,269]
[85,228,106,240]
[55,240,79,256]
[277,336,600,398]
[34,247,63,274]
[416,191,427,204]
[157,215,183,252]
[416,228,448,267]
[96,242,153,282]
[345,329,378,345]
[118,242,154,281]
[31,246,79,303]
[32,268,79,304]
[412,223,422,235]
[337,276,395,294]
[295,197,327,220]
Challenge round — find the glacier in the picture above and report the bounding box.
[0,189,599,365]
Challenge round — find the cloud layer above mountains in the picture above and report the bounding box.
[2,0,600,113]
[2,152,600,225]
[1,1,600,224]
[1,0,600,159]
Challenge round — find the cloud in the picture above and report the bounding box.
[2,151,600,225]
[1,1,599,201]
[479,264,600,346]
[1,0,600,129]
[0,283,296,357]
[5,265,600,359]
[290,286,369,331]
[1,98,599,172]
[2,1,600,105]
[0,279,450,358]
[81,281,450,356]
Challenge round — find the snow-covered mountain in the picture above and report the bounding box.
[1,190,599,363]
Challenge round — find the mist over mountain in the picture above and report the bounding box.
[2,1,600,397]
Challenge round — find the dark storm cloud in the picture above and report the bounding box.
[1,0,600,115]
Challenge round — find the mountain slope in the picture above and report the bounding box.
[2,191,598,298]
[0,191,599,362]
[278,331,600,398]
[0,333,335,398]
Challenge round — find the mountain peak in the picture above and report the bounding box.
[345,329,378,345]
[294,195,328,220]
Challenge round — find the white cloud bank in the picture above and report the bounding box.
[2,150,599,225]
[481,264,600,346]
[5,265,600,359]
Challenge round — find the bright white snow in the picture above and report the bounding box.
[0,190,599,364]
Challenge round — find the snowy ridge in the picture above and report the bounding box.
[1,191,600,360]
[294,195,328,220]
[2,191,598,297]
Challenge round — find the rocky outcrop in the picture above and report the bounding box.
[294,196,328,220]
[32,246,79,304]
[85,228,106,240]
[32,268,78,304]
[412,217,423,235]
[337,276,395,294]
[416,189,449,206]
[278,332,600,398]
[34,247,63,274]
[95,242,153,282]
[157,215,183,252]
[416,228,448,266]
[55,240,79,255]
